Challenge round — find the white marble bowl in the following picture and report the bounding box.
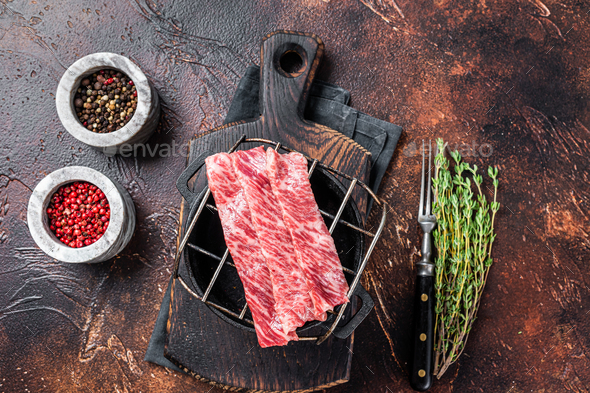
[56,53,160,156]
[27,166,136,263]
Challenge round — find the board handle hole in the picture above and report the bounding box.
[274,44,308,78]
[280,51,304,75]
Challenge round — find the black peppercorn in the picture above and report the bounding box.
[75,69,137,133]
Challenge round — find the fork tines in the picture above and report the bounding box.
[419,140,432,218]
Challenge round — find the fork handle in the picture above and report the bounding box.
[410,271,434,391]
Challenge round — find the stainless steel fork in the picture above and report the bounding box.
[410,140,437,391]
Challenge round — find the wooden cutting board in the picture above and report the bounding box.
[165,31,372,392]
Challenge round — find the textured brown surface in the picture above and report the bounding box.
[0,0,589,392]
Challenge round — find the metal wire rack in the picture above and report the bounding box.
[173,136,387,345]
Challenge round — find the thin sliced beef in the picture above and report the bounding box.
[266,148,349,317]
[233,147,318,333]
[205,152,297,347]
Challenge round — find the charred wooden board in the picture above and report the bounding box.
[163,32,370,391]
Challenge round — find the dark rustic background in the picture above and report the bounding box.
[1,0,589,392]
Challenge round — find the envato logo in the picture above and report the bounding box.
[102,141,189,157]
[402,140,493,158]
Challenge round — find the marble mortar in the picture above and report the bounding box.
[27,166,136,263]
[56,52,160,155]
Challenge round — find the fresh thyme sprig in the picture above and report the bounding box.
[432,138,500,378]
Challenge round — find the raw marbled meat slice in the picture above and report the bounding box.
[233,147,319,333]
[205,152,297,347]
[266,148,349,317]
